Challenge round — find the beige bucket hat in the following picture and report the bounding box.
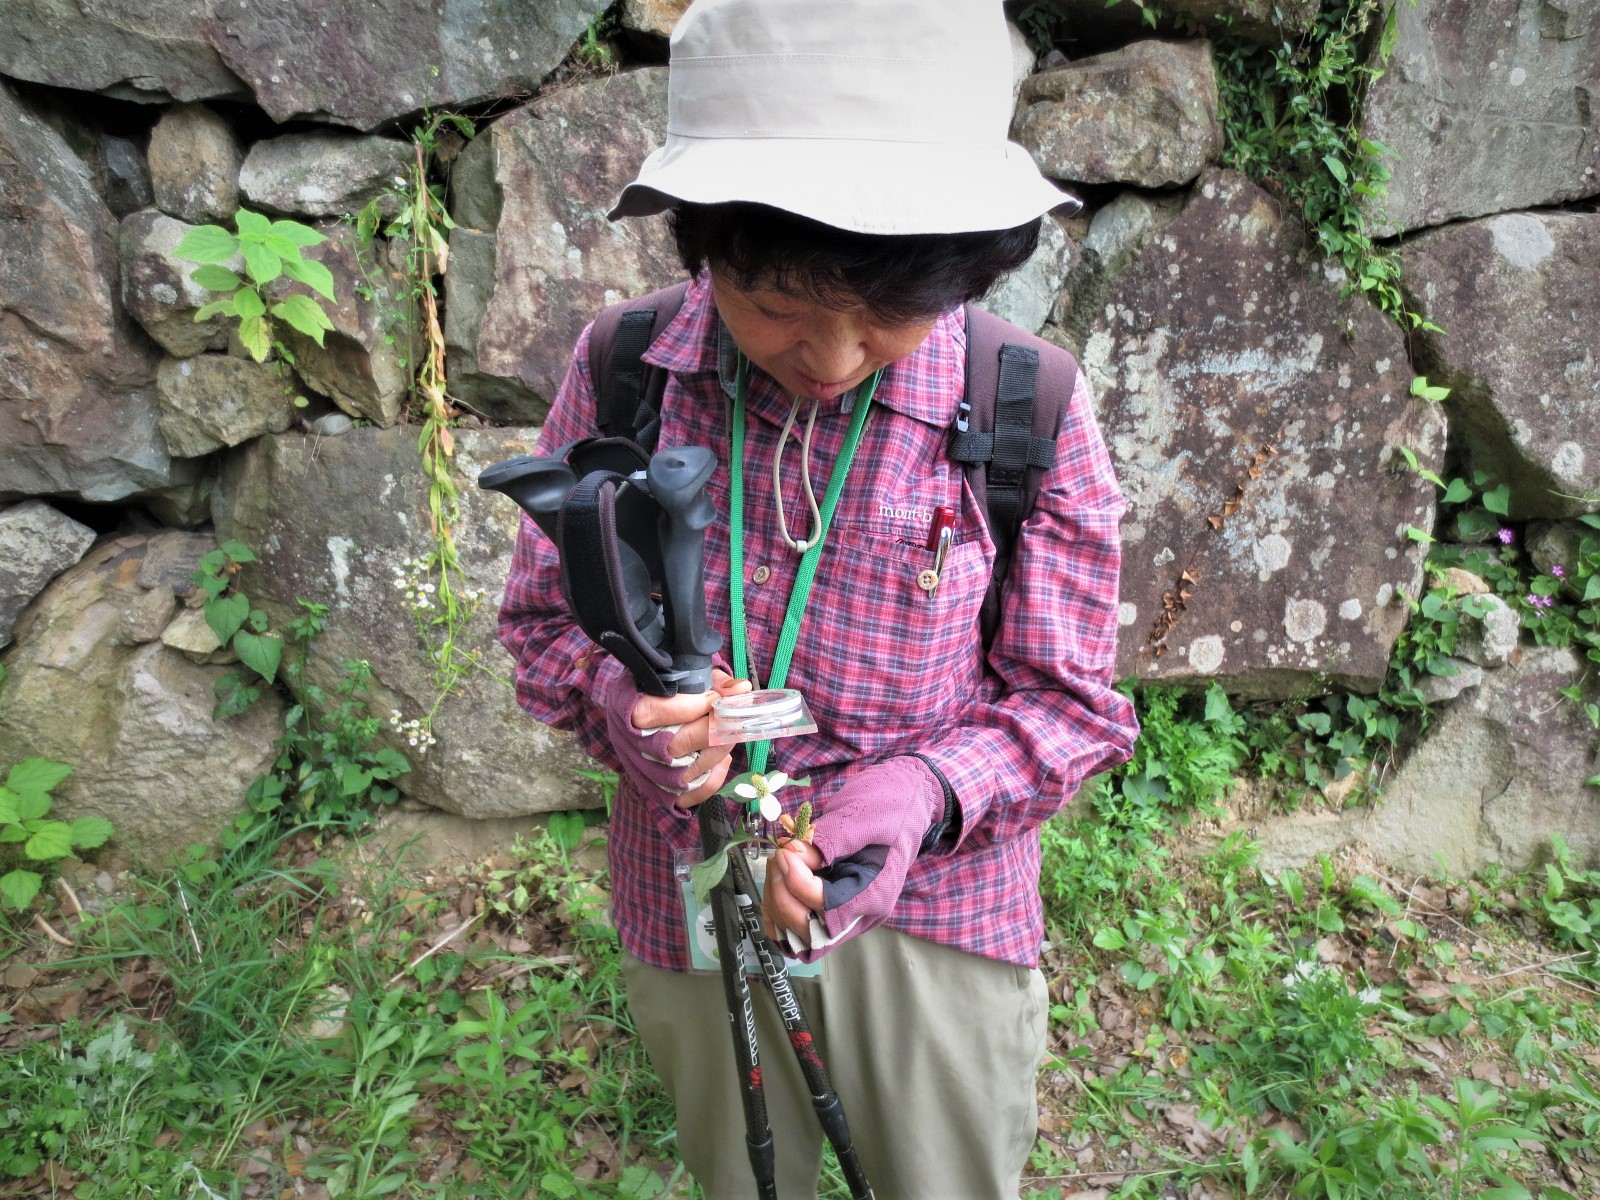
[608,0,1074,235]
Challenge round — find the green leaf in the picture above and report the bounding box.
[174,224,240,264]
[239,315,272,362]
[0,786,17,824]
[1092,927,1128,950]
[219,539,257,564]
[340,764,374,796]
[233,630,283,684]
[279,255,337,301]
[12,791,50,822]
[548,811,585,851]
[241,241,282,286]
[271,294,335,346]
[190,264,242,292]
[235,209,272,238]
[1322,153,1348,184]
[6,757,72,793]
[1410,376,1451,402]
[192,298,235,322]
[1482,484,1511,516]
[1442,478,1472,504]
[24,820,75,861]
[262,233,305,261]
[233,286,266,319]
[269,219,326,248]
[1405,526,1435,544]
[69,815,115,850]
[356,200,382,245]
[0,824,27,843]
[206,591,250,645]
[690,851,730,907]
[0,869,42,911]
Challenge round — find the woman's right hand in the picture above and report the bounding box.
[602,667,751,809]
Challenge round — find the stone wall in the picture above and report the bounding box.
[0,0,1596,872]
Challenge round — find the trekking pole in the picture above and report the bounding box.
[724,850,874,1200]
[698,794,779,1199]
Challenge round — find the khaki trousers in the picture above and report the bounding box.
[622,927,1048,1200]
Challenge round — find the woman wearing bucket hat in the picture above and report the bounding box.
[499,1,1139,1196]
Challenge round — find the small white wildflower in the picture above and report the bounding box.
[1358,987,1382,1006]
[408,736,419,746]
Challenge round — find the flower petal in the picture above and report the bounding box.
[734,783,758,799]
[760,794,782,822]
[766,771,789,791]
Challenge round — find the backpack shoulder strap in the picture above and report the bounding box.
[953,304,1081,644]
[586,278,693,454]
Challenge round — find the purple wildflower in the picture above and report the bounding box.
[1497,528,1515,545]
[1527,594,1554,609]
[1551,564,1567,578]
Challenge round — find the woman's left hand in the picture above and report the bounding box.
[762,838,825,947]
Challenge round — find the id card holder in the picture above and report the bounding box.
[675,847,823,977]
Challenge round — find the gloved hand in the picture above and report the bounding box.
[763,756,951,958]
[598,662,749,810]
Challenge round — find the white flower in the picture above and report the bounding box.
[1358,987,1382,1006]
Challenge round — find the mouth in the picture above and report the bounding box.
[796,369,864,398]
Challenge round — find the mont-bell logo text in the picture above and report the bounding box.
[879,502,933,524]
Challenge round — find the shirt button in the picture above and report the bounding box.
[752,565,771,584]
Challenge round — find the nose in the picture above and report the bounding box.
[798,314,868,384]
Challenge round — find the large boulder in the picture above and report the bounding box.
[1016,0,1318,46]
[975,217,1077,336]
[1013,40,1222,188]
[239,132,411,220]
[446,69,681,423]
[0,82,202,508]
[204,0,612,130]
[1402,211,1600,518]
[0,0,247,103]
[621,0,691,41]
[120,208,234,358]
[148,104,242,225]
[0,501,96,649]
[1361,0,1600,237]
[212,426,605,819]
[264,224,409,428]
[1255,647,1600,874]
[157,355,300,458]
[0,533,283,867]
[1063,169,1444,697]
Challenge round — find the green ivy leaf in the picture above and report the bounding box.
[269,219,326,248]
[238,315,272,362]
[271,294,335,346]
[206,591,249,645]
[279,255,337,301]
[233,630,283,685]
[6,758,72,794]
[174,224,241,264]
[0,869,42,911]
[191,264,243,292]
[241,241,282,286]
[24,820,75,861]
[69,815,115,850]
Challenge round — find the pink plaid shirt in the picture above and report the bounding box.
[498,273,1137,970]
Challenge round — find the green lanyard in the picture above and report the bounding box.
[728,353,880,776]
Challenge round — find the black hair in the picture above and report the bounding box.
[668,202,1042,324]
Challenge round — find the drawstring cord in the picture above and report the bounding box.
[772,392,824,553]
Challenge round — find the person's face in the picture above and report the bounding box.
[710,270,939,403]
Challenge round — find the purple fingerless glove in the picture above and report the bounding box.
[798,756,953,955]
[597,663,712,802]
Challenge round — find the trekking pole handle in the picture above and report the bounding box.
[646,446,723,696]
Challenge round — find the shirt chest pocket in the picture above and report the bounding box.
[794,524,993,731]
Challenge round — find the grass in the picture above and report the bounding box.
[4,801,1599,1200]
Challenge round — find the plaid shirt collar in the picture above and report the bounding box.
[642,272,968,429]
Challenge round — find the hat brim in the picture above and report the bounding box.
[608,135,1078,234]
